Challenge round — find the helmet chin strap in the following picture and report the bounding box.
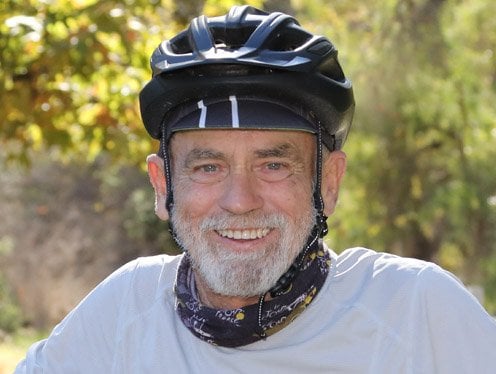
[160,122,180,246]
[161,121,330,298]
[313,119,330,238]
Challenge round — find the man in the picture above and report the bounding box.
[17,6,496,373]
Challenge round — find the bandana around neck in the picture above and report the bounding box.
[174,239,331,348]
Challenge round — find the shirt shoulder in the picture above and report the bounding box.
[326,247,496,372]
[331,247,481,302]
[334,247,432,273]
[99,254,182,312]
[330,247,478,307]
[15,254,183,373]
[109,254,181,287]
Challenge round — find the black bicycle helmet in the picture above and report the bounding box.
[139,5,354,151]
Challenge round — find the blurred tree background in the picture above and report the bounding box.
[0,0,495,338]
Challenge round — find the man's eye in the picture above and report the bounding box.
[189,163,228,183]
[266,162,282,170]
[200,164,218,173]
[256,161,293,181]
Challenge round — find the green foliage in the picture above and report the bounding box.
[0,237,14,257]
[0,0,171,164]
[324,0,496,273]
[0,273,23,334]
[484,256,496,315]
[123,187,180,256]
[204,0,263,15]
[92,157,180,256]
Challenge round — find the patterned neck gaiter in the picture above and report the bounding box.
[174,239,331,347]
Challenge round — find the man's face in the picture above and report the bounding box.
[169,129,317,297]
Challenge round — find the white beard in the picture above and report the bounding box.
[171,205,316,297]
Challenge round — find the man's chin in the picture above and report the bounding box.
[197,259,287,298]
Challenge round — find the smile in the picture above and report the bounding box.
[216,228,271,240]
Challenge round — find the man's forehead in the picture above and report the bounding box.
[171,129,315,158]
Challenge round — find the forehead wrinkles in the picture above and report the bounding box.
[169,131,316,173]
[177,142,306,162]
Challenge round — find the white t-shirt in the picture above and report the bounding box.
[16,247,496,373]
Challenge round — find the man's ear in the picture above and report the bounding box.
[146,154,169,221]
[321,150,347,217]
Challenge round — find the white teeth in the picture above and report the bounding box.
[217,228,270,239]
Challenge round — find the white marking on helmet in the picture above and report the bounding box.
[230,95,239,128]
[198,100,207,128]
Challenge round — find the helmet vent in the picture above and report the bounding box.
[214,26,257,49]
[264,27,311,52]
[170,34,193,54]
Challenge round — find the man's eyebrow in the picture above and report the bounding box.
[254,143,300,159]
[184,148,225,165]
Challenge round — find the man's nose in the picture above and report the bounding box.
[218,169,263,215]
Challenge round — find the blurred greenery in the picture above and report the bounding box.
[0,0,495,314]
[0,274,23,334]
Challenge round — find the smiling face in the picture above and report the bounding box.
[168,129,318,297]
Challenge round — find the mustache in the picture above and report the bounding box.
[198,212,288,231]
